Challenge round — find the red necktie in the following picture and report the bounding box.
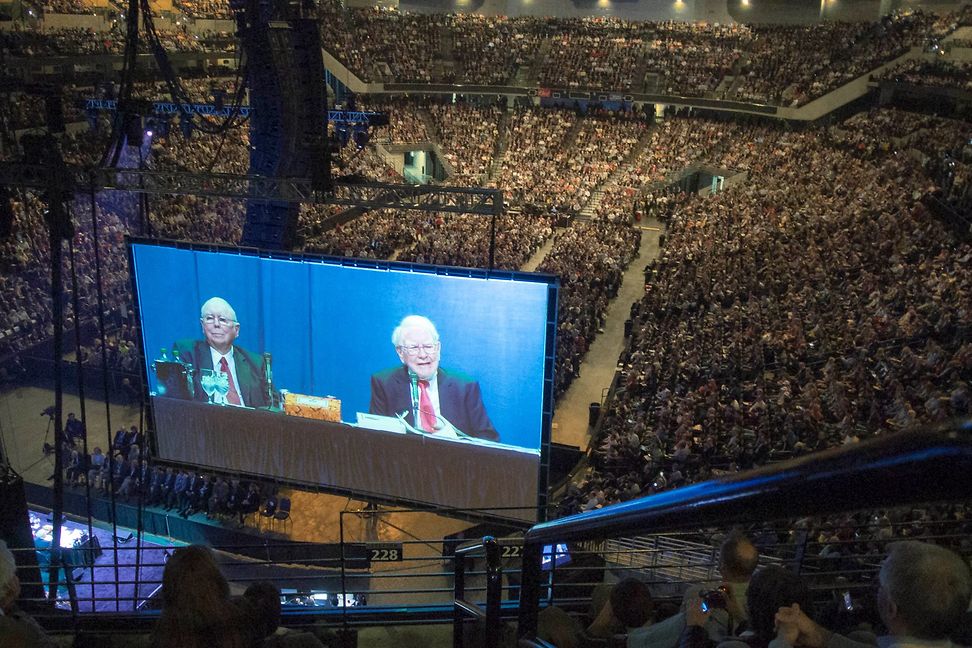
[219,356,242,406]
[418,380,436,432]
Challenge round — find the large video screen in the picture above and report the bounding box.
[130,240,557,520]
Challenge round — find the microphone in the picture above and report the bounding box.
[408,371,420,428]
[262,352,274,408]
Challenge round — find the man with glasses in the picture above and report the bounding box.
[173,296,271,408]
[369,315,498,441]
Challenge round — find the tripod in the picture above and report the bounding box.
[42,413,55,455]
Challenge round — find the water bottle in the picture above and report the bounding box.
[160,347,169,362]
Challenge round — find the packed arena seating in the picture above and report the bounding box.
[362,97,430,144]
[314,3,972,105]
[4,6,972,646]
[43,0,97,14]
[174,0,231,20]
[4,4,972,107]
[2,5,971,513]
[876,57,972,89]
[0,26,235,56]
[426,98,504,185]
[561,109,972,514]
[0,95,638,402]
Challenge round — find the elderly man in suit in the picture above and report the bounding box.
[369,315,498,441]
[173,297,270,408]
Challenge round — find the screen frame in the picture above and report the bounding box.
[127,236,558,523]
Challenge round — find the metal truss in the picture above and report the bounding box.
[0,163,504,216]
[83,99,382,126]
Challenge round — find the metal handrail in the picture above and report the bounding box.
[516,423,972,641]
[453,536,502,648]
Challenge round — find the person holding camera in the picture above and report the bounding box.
[680,566,813,648]
[629,531,759,648]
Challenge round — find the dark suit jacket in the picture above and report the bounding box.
[171,339,270,408]
[369,366,499,441]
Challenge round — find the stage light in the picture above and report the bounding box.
[145,130,154,138]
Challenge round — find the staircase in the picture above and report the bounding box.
[418,108,438,144]
[578,189,605,220]
[559,119,585,152]
[486,109,511,183]
[577,129,655,220]
[714,75,735,98]
[724,75,745,100]
[437,26,456,81]
[642,72,662,94]
[512,59,536,87]
[631,55,650,97]
[523,39,551,87]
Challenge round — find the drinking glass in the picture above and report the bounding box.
[199,369,217,404]
[213,371,230,405]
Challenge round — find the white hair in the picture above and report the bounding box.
[391,315,439,347]
[199,297,238,323]
[0,539,17,595]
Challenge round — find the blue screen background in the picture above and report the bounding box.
[131,244,551,451]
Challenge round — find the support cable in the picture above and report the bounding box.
[67,236,98,614]
[89,182,123,611]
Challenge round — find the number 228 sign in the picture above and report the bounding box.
[369,543,403,562]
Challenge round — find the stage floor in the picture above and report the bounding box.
[30,507,171,613]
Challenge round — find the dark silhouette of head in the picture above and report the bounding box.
[747,566,813,644]
[720,530,759,582]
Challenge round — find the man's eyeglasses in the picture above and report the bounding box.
[202,315,236,327]
[399,343,439,356]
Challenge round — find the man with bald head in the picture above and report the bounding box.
[172,297,271,408]
[369,315,498,441]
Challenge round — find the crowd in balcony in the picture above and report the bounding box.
[174,0,231,20]
[42,0,96,14]
[876,56,972,90]
[4,2,972,107]
[313,4,970,106]
[562,109,971,515]
[427,99,504,185]
[0,25,234,57]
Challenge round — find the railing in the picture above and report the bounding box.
[453,536,502,648]
[9,423,972,642]
[515,423,972,642]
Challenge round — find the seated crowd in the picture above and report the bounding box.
[4,3,972,106]
[314,3,972,105]
[876,56,972,90]
[562,107,971,514]
[55,418,274,526]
